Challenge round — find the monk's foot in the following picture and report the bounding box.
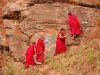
[80,34,85,38]
[71,35,76,40]
[36,62,42,65]
[72,37,75,40]
[25,66,29,68]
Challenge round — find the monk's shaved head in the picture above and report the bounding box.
[68,12,72,15]
[32,42,36,44]
[60,28,65,31]
[41,37,45,40]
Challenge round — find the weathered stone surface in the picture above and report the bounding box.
[72,0,100,5]
[3,20,20,35]
[20,3,100,35]
[10,0,100,6]
[3,2,28,12]
[2,2,29,20]
[9,34,29,59]
[0,33,6,46]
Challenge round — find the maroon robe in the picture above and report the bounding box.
[54,32,67,56]
[25,45,35,67]
[68,14,81,36]
[36,39,45,62]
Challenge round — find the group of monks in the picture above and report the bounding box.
[25,12,82,68]
[25,37,45,68]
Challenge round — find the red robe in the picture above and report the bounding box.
[25,45,35,67]
[36,39,45,62]
[68,14,81,36]
[54,32,67,56]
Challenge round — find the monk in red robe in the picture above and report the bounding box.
[36,37,45,63]
[25,42,36,68]
[68,12,82,39]
[54,28,67,56]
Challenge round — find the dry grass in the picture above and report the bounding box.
[85,18,100,51]
[2,59,27,75]
[45,41,100,75]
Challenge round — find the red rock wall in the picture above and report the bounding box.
[1,0,100,60]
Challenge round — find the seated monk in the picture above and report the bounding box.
[25,42,36,68]
[54,28,67,56]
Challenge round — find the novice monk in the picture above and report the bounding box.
[68,12,82,39]
[54,28,67,56]
[36,37,45,63]
[25,42,36,68]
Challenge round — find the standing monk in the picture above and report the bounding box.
[36,37,45,63]
[54,28,67,56]
[68,12,82,39]
[25,42,36,68]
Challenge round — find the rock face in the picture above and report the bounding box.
[72,0,100,5]
[1,1,100,60]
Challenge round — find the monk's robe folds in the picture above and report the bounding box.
[36,39,45,62]
[25,45,35,67]
[54,32,67,56]
[68,14,81,35]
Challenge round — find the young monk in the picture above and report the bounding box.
[25,42,36,68]
[54,28,67,56]
[68,12,82,39]
[36,37,45,63]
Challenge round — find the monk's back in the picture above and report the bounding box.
[26,45,34,57]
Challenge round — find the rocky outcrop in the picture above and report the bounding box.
[1,1,100,60]
[72,0,100,6]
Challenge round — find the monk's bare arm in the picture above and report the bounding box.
[59,33,66,39]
